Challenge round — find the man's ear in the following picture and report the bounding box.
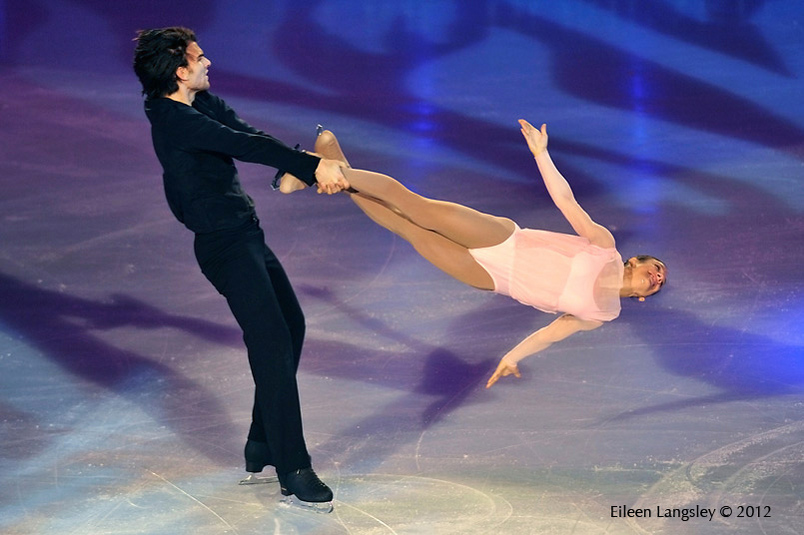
[175,66,188,83]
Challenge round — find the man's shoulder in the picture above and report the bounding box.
[144,97,175,125]
[194,90,226,109]
[146,98,212,137]
[146,97,190,123]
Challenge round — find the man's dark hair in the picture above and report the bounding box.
[133,27,197,100]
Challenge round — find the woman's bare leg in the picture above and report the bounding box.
[343,169,515,250]
[350,194,494,290]
[315,131,492,288]
[283,130,514,251]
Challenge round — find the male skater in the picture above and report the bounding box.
[133,27,349,512]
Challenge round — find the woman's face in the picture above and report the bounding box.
[626,257,667,297]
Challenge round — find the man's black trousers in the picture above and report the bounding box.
[194,218,311,474]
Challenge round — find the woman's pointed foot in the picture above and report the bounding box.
[278,127,352,194]
[315,129,351,167]
[278,172,309,194]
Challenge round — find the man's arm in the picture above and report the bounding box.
[170,105,320,184]
[195,92,267,136]
[193,92,347,192]
[486,314,602,388]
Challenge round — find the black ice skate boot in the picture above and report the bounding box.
[278,467,334,513]
[238,439,279,485]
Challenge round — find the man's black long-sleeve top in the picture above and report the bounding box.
[145,91,319,234]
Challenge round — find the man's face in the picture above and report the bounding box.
[181,41,211,92]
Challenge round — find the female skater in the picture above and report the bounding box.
[284,120,666,388]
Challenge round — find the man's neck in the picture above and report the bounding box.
[166,86,195,106]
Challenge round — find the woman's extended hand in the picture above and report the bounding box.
[519,119,548,157]
[486,357,521,388]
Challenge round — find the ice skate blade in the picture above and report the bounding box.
[238,473,279,486]
[279,495,333,514]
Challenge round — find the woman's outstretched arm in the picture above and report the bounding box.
[486,314,602,388]
[519,120,615,249]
